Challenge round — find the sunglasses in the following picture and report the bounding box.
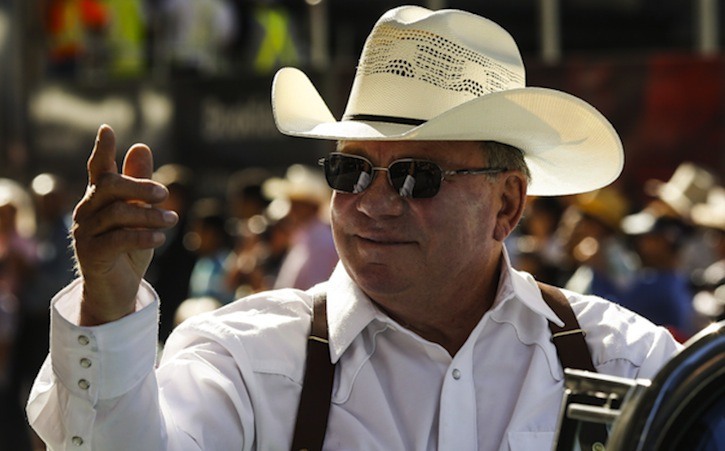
[318,152,508,199]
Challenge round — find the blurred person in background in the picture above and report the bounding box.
[186,197,235,304]
[688,186,725,324]
[263,164,338,290]
[0,179,38,451]
[226,204,293,297]
[642,162,720,275]
[619,211,696,341]
[560,186,637,302]
[509,196,567,285]
[45,0,108,78]
[0,179,37,302]
[241,0,303,74]
[226,167,272,223]
[224,167,278,296]
[147,164,198,344]
[155,0,238,76]
[102,0,147,77]
[13,174,75,399]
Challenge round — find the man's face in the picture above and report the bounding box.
[330,140,519,304]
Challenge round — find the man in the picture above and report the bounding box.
[262,164,338,290]
[620,212,696,341]
[27,6,680,450]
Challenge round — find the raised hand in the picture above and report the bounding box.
[72,125,178,326]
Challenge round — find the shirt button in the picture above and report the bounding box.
[78,379,90,390]
[452,369,462,380]
[72,436,84,446]
[80,358,92,369]
[78,335,90,346]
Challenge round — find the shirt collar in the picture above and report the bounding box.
[325,246,564,362]
[495,247,564,327]
[325,263,380,363]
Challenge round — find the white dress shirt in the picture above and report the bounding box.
[27,250,681,450]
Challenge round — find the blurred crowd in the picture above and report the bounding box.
[509,162,724,342]
[0,159,723,449]
[39,0,305,81]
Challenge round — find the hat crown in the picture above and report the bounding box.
[343,6,526,123]
[656,162,718,216]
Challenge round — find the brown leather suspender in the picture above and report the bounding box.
[537,282,609,449]
[291,292,335,451]
[290,283,602,451]
[538,282,598,373]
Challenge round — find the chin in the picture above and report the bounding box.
[348,262,413,298]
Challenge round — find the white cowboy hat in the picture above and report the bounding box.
[272,6,623,196]
[262,164,331,205]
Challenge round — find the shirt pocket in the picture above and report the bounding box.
[506,431,556,451]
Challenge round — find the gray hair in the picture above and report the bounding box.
[481,141,531,184]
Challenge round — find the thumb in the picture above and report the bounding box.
[122,143,154,180]
[87,124,119,185]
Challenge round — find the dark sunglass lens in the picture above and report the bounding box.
[325,154,372,193]
[389,161,442,198]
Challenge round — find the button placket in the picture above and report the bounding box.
[439,349,477,449]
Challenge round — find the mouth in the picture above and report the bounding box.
[356,234,415,246]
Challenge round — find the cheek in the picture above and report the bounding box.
[329,194,354,245]
[329,192,349,223]
[426,195,492,247]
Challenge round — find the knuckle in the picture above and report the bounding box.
[95,171,116,189]
[145,207,162,224]
[107,200,125,218]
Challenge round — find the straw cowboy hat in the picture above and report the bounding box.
[574,186,629,231]
[272,6,623,196]
[691,186,725,231]
[263,164,331,206]
[645,162,719,219]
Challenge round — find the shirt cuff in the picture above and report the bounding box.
[50,278,159,403]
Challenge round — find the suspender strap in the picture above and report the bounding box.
[537,282,597,372]
[291,292,335,451]
[537,282,609,450]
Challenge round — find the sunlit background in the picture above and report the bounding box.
[0,0,722,197]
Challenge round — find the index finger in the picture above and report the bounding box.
[88,124,119,185]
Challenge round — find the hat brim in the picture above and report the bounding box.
[272,67,623,196]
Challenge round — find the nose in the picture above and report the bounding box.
[363,167,391,190]
[356,167,405,218]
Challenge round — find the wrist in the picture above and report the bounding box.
[79,284,137,326]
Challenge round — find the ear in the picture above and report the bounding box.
[493,172,527,242]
